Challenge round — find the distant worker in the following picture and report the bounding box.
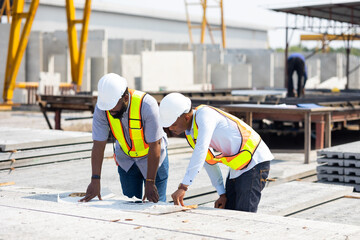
[159,93,273,212]
[80,73,168,203]
[287,53,308,98]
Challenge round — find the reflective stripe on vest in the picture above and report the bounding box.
[107,89,149,158]
[185,105,261,170]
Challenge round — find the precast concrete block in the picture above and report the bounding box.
[348,55,360,89]
[87,29,107,41]
[231,64,252,88]
[120,55,141,89]
[228,49,274,88]
[141,51,193,91]
[54,54,68,83]
[107,39,125,74]
[86,40,107,58]
[223,51,246,65]
[317,165,344,175]
[125,39,154,55]
[317,157,344,166]
[210,63,231,89]
[273,52,285,88]
[26,31,43,83]
[155,43,190,51]
[90,57,106,93]
[42,31,67,72]
[81,58,91,92]
[192,44,207,84]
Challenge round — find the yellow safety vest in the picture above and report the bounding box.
[106,89,149,158]
[185,105,261,170]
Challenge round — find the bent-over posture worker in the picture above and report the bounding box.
[159,93,273,212]
[287,53,308,98]
[81,73,168,203]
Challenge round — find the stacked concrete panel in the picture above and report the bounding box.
[227,49,274,88]
[141,51,193,91]
[317,141,360,192]
[0,127,93,170]
[83,30,108,92]
[107,39,125,75]
[125,39,154,55]
[120,55,141,89]
[26,31,43,83]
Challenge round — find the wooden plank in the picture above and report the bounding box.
[0,143,93,161]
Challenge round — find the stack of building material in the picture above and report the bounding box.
[0,127,94,171]
[317,141,360,192]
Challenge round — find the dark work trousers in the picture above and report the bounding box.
[225,161,270,212]
[287,57,305,97]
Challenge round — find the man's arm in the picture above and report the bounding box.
[80,140,107,202]
[143,139,161,203]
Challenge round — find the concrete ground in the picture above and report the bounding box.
[1,109,360,239]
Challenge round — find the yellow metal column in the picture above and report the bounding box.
[200,0,207,44]
[2,0,39,104]
[65,0,91,91]
[0,0,12,23]
[220,0,226,48]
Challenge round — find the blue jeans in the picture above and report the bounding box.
[117,153,169,202]
[225,161,270,212]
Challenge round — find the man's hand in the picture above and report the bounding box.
[142,181,159,203]
[171,189,186,206]
[79,180,102,202]
[214,194,227,209]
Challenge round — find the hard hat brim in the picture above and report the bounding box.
[97,97,118,111]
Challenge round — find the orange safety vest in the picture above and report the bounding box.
[185,105,261,170]
[106,89,149,158]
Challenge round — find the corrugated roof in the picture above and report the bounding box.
[271,1,360,25]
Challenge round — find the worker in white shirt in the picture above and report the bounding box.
[159,93,273,212]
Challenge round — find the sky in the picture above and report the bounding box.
[100,0,360,49]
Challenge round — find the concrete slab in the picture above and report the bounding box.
[210,63,231,89]
[258,181,353,216]
[291,192,360,226]
[317,141,360,159]
[317,173,345,182]
[345,167,360,176]
[0,127,92,151]
[317,157,344,166]
[317,165,344,175]
[1,187,360,239]
[344,159,360,168]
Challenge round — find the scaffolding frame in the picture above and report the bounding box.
[184,0,226,48]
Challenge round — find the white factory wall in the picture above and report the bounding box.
[25,0,268,49]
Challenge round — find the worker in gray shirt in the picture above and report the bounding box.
[80,73,168,203]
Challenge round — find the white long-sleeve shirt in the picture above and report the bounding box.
[182,106,274,195]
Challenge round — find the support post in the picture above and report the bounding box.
[2,0,39,104]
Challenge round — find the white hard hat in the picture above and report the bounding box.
[159,93,191,128]
[97,73,127,111]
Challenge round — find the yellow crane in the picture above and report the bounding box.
[2,0,91,104]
